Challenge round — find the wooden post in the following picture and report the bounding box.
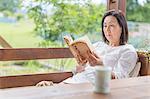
[107,0,126,16]
[0,36,12,48]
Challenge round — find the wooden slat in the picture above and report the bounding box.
[0,72,73,89]
[0,48,74,88]
[0,48,73,61]
[0,36,12,48]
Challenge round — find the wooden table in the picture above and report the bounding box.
[0,76,150,99]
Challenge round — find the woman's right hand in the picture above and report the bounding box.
[87,51,102,66]
[76,54,87,66]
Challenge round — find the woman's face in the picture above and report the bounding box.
[103,15,122,46]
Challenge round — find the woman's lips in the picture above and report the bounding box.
[106,35,111,37]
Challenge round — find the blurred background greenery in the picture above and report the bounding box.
[0,0,150,76]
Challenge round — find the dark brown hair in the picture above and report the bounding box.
[101,10,128,45]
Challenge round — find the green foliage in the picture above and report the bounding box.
[0,0,21,16]
[27,0,105,42]
[14,13,24,20]
[127,0,150,22]
[0,60,54,76]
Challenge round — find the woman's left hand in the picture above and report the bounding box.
[87,51,102,66]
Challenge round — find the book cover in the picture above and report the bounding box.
[64,35,94,65]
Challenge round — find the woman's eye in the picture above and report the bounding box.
[104,25,107,28]
[110,25,114,27]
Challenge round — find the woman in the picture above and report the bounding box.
[62,10,138,83]
[36,10,138,86]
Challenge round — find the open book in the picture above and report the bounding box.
[64,35,94,65]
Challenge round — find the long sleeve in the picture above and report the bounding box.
[113,49,138,79]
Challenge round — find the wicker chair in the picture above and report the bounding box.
[137,51,150,76]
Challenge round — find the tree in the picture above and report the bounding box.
[146,0,150,3]
[27,0,105,44]
[0,0,21,16]
[127,0,150,22]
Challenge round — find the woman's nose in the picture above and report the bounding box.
[106,26,111,33]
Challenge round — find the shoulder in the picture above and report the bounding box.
[119,44,138,59]
[121,44,137,53]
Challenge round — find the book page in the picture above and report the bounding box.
[73,35,94,52]
[70,35,94,64]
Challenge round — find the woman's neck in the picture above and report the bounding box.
[109,42,120,47]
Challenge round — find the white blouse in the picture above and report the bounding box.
[63,41,138,84]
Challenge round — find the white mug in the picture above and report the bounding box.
[93,66,111,94]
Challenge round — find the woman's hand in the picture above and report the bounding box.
[76,54,87,66]
[36,81,53,87]
[87,51,102,66]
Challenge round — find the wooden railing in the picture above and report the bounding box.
[0,37,74,88]
[0,48,74,88]
[0,48,150,89]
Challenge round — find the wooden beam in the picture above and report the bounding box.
[119,0,126,15]
[107,0,119,10]
[0,36,12,48]
[0,48,74,61]
[0,72,73,88]
[107,0,126,16]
